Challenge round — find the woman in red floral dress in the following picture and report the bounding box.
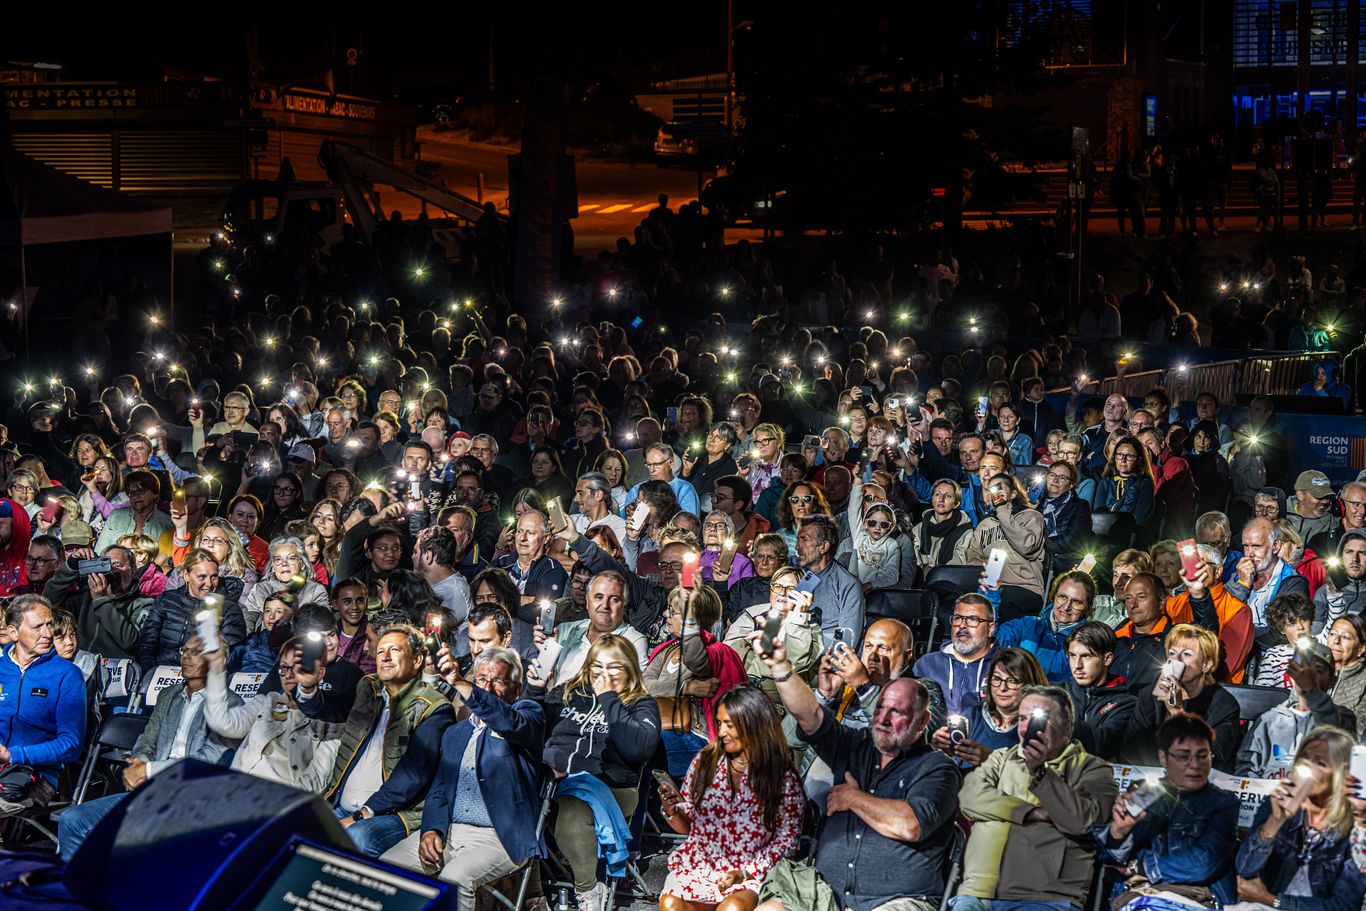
[657,686,804,911]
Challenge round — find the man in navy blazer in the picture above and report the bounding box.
[380,644,545,911]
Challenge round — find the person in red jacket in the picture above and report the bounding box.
[0,498,33,595]
[1140,427,1197,537]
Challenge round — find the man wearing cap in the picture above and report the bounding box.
[286,443,320,500]
[1234,637,1354,777]
[466,382,517,446]
[1287,470,1338,543]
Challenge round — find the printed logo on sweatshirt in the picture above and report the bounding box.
[29,688,47,698]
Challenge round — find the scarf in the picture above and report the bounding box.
[919,511,969,557]
[1040,491,1072,537]
[1112,474,1129,501]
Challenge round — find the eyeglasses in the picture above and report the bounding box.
[474,674,510,689]
[277,664,298,676]
[989,674,1023,690]
[711,491,733,501]
[1165,749,1212,764]
[25,555,57,565]
[865,519,892,530]
[952,614,990,627]
[199,536,231,548]
[589,662,627,674]
[754,437,776,446]
[1347,500,1366,511]
[788,495,814,504]
[179,646,201,657]
[9,485,33,495]
[754,552,782,563]
[770,582,796,595]
[1047,472,1072,483]
[1253,504,1279,515]
[272,555,302,567]
[646,460,671,468]
[657,561,685,572]
[862,494,880,502]
[371,543,402,554]
[1114,452,1137,462]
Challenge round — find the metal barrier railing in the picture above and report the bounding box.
[1051,351,1339,404]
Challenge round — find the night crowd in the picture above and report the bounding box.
[4,201,1366,911]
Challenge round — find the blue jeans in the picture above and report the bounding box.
[660,730,706,780]
[333,806,409,857]
[949,899,1076,911]
[59,793,127,860]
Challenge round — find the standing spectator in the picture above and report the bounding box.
[966,474,1046,623]
[954,685,1118,911]
[909,479,973,583]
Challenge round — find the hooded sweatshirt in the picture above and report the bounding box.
[542,684,661,788]
[912,642,997,716]
[1236,688,1356,777]
[848,496,901,588]
[0,498,33,595]
[1298,359,1350,403]
[1313,529,1366,633]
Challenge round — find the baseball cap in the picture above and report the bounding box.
[62,520,94,547]
[478,383,501,398]
[286,443,317,464]
[1295,470,1333,497]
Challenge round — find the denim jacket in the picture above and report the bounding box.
[1235,801,1366,911]
[1094,782,1238,906]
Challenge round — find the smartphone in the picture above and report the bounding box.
[976,396,988,419]
[652,769,679,797]
[1023,708,1049,747]
[1075,554,1097,575]
[39,497,61,526]
[629,501,652,533]
[529,639,561,681]
[76,557,113,577]
[886,397,899,409]
[983,547,1008,588]
[546,497,568,534]
[717,537,738,574]
[859,385,875,400]
[539,600,558,636]
[803,434,821,451]
[195,608,220,654]
[831,640,856,664]
[947,714,970,745]
[423,613,444,664]
[1350,746,1366,797]
[795,570,821,595]
[172,487,187,510]
[1288,763,1319,808]
[666,406,679,425]
[630,316,644,329]
[680,554,698,588]
[409,480,422,501]
[1126,776,1165,817]
[759,608,785,657]
[299,632,325,674]
[232,430,259,446]
[1178,538,1201,581]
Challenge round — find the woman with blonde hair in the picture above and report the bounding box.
[745,422,786,499]
[539,634,660,911]
[1236,726,1364,910]
[166,517,261,609]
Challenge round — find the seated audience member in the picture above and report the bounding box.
[58,635,241,858]
[380,645,544,911]
[1063,621,1137,761]
[1125,624,1240,771]
[965,473,1046,623]
[234,590,294,673]
[1237,638,1355,776]
[537,635,661,911]
[995,570,1095,682]
[953,685,1118,911]
[1235,726,1365,911]
[645,586,746,778]
[257,603,364,722]
[1094,713,1239,907]
[912,593,998,716]
[932,647,1046,769]
[723,533,788,626]
[43,543,152,660]
[1314,529,1366,634]
[794,514,866,646]
[818,617,947,733]
[297,624,456,857]
[137,549,246,673]
[752,628,960,911]
[0,595,86,818]
[539,571,647,690]
[1111,572,1182,689]
[203,633,339,789]
[910,479,973,582]
[1166,543,1254,682]
[725,566,822,704]
[1254,592,1316,687]
[1227,517,1309,648]
[333,577,376,674]
[1325,614,1366,722]
[657,687,803,911]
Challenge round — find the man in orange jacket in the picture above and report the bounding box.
[1165,543,1254,683]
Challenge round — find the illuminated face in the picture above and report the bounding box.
[1052,580,1091,625]
[978,454,1005,485]
[1067,642,1110,687]
[958,438,983,473]
[931,483,959,517]
[788,485,818,521]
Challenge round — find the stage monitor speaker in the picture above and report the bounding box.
[64,759,350,911]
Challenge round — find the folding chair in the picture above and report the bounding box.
[937,820,969,911]
[865,588,939,655]
[485,775,558,911]
[70,711,151,805]
[1225,683,1288,734]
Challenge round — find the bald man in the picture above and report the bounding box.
[814,618,946,735]
[756,636,960,911]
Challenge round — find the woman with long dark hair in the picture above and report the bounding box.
[1090,434,1156,526]
[657,686,803,911]
[931,647,1046,769]
[261,470,307,541]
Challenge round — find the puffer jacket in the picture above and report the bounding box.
[1333,658,1366,724]
[996,605,1084,682]
[964,501,1046,595]
[137,585,247,673]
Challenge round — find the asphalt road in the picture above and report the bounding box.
[415,128,710,250]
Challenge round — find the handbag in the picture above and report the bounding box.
[656,695,695,733]
[0,764,54,812]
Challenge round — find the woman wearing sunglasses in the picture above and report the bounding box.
[773,481,830,552]
[847,482,902,592]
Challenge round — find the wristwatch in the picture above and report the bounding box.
[350,808,368,822]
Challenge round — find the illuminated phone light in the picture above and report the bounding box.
[413,266,427,279]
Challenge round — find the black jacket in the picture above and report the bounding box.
[1040,492,1092,566]
[1064,674,1137,761]
[1126,681,1241,772]
[137,585,247,673]
[540,685,660,788]
[44,559,154,660]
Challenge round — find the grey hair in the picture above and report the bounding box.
[472,433,499,456]
[5,594,52,629]
[579,472,612,499]
[1195,511,1232,547]
[102,544,135,566]
[268,535,308,562]
[1344,482,1366,499]
[1195,543,1223,566]
[1021,685,1075,738]
[473,646,524,688]
[645,442,674,461]
[709,421,738,446]
[705,511,736,537]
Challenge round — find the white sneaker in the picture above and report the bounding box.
[576,882,607,911]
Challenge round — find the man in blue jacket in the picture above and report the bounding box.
[994,570,1095,681]
[380,645,545,911]
[0,594,86,814]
